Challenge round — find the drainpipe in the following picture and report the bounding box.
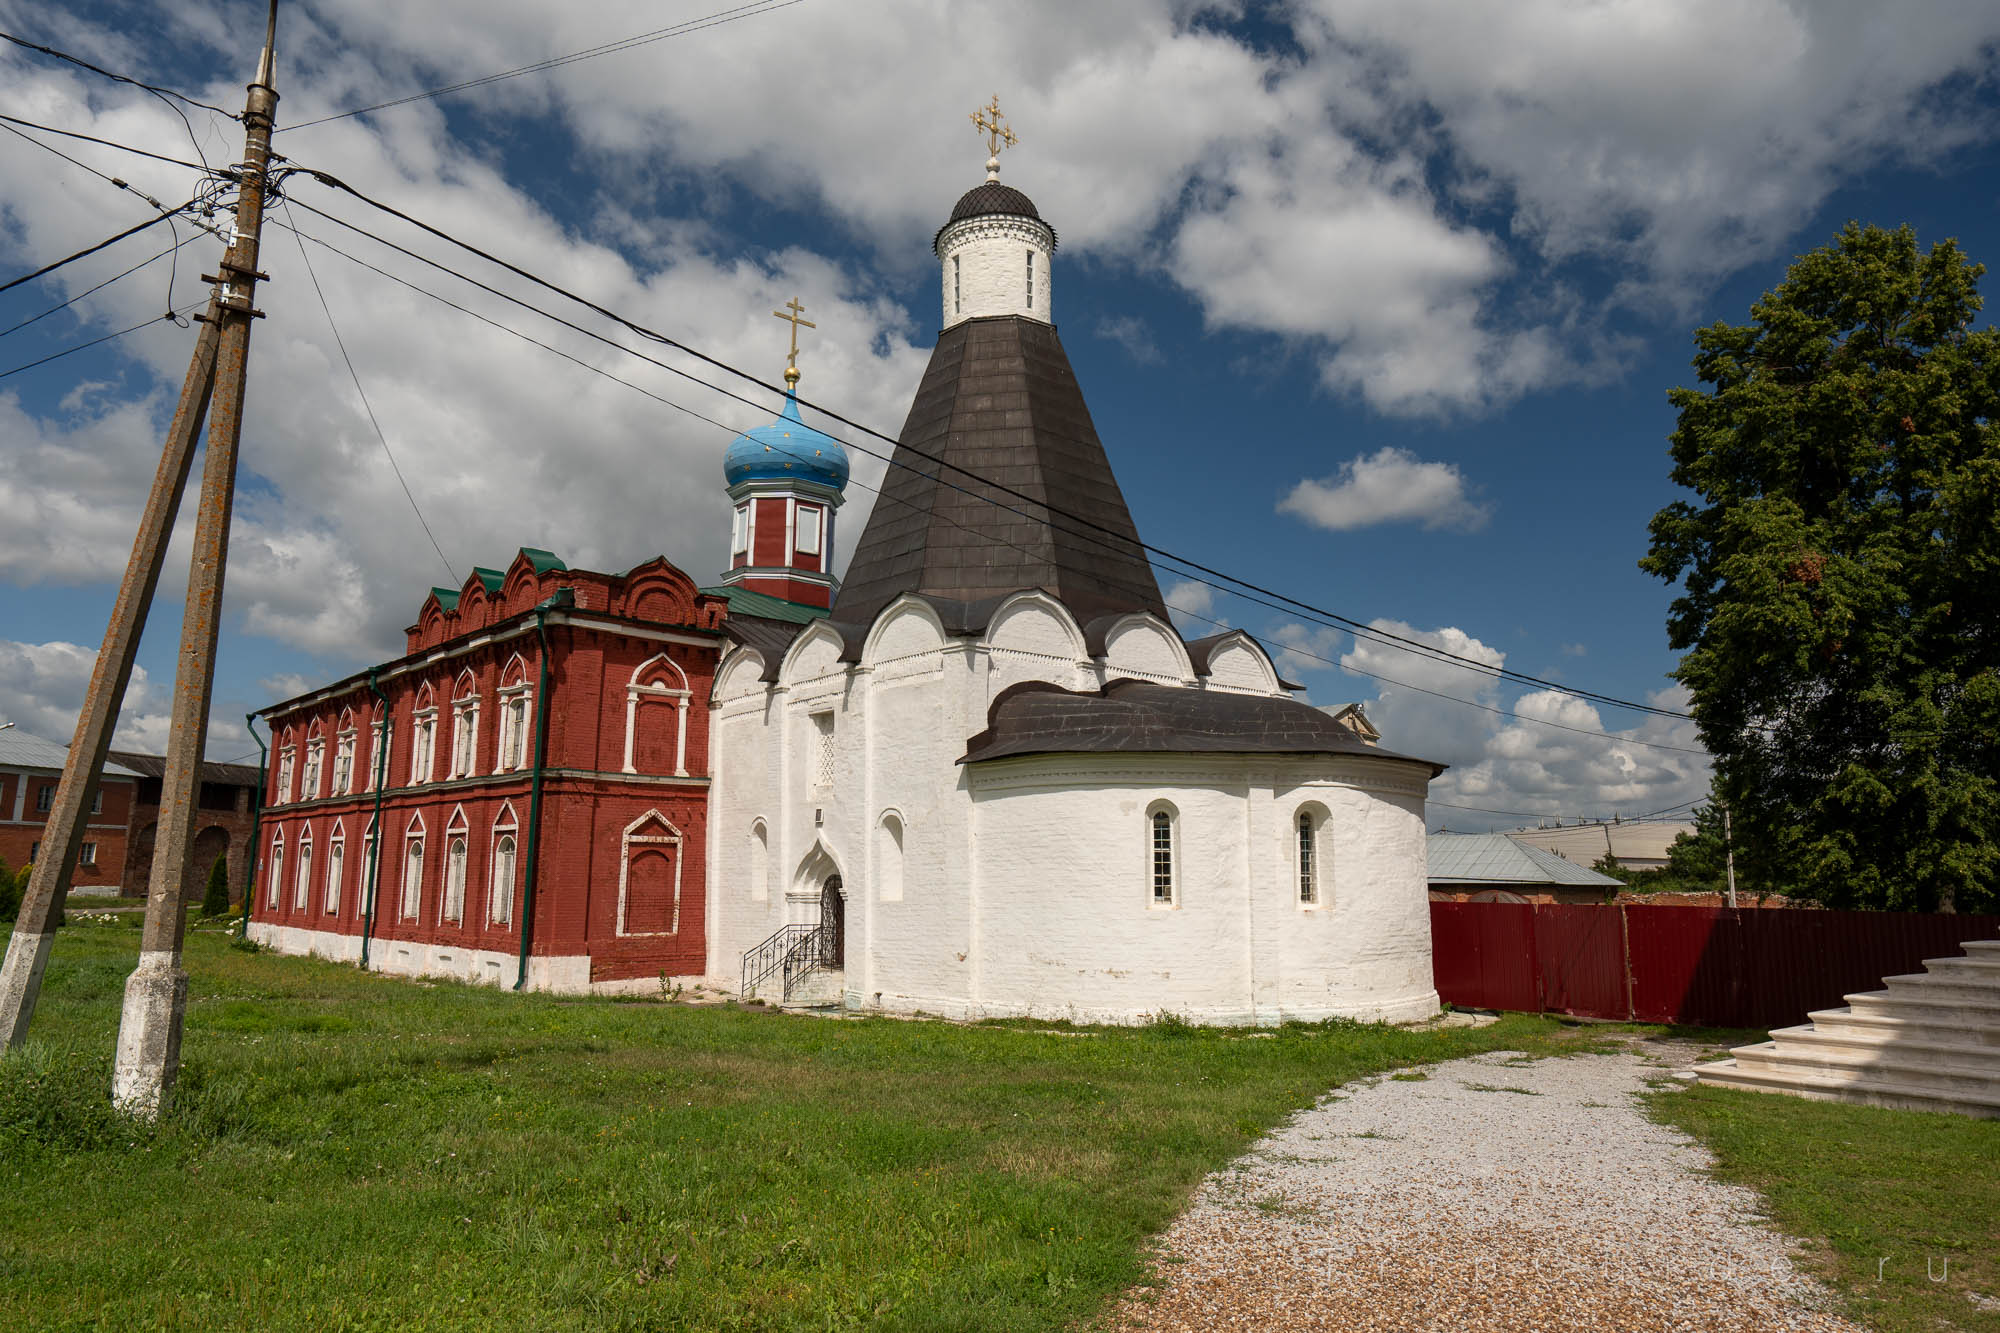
[359,667,391,970]
[516,588,570,989]
[238,713,265,940]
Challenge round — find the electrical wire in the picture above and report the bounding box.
[281,0,809,133]
[0,31,236,118]
[279,198,457,585]
[0,302,201,381]
[0,112,209,171]
[279,170,1693,722]
[270,213,1711,760]
[0,205,187,296]
[0,229,202,340]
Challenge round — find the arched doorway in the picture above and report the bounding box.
[820,876,845,969]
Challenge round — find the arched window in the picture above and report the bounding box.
[400,815,426,919]
[266,830,284,908]
[489,802,519,925]
[624,654,691,777]
[325,823,345,914]
[443,836,468,923]
[303,727,325,800]
[450,671,480,778]
[411,683,438,785]
[1295,804,1329,908]
[496,655,533,773]
[748,819,769,902]
[293,824,314,911]
[365,705,391,793]
[876,811,904,903]
[1147,803,1177,908]
[490,834,518,926]
[441,806,469,923]
[361,819,379,917]
[275,728,296,804]
[333,708,357,794]
[1026,248,1034,306]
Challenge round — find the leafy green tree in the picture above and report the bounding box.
[0,854,19,922]
[200,855,231,918]
[1642,223,2000,912]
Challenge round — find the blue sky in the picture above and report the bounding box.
[2,0,1997,829]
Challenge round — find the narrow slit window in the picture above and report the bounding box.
[1026,250,1034,306]
[953,255,961,313]
[1298,813,1316,904]
[1151,810,1174,904]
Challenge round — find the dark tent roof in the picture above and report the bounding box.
[960,679,1446,772]
[835,315,1166,630]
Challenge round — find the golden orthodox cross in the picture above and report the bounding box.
[971,95,1018,167]
[773,297,815,385]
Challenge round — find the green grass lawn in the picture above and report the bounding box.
[0,921,1600,1332]
[1652,1084,2000,1333]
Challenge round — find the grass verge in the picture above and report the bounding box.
[1650,1084,2000,1333]
[1,925,1604,1332]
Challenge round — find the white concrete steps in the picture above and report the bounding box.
[1698,935,2000,1120]
[781,968,847,1011]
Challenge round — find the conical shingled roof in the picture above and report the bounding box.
[833,315,1166,629]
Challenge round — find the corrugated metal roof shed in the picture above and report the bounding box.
[1507,822,1693,868]
[1427,832,1622,886]
[0,730,142,778]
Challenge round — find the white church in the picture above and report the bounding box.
[703,130,1445,1025]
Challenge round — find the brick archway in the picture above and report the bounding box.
[190,825,232,905]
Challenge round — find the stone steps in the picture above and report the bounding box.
[1697,935,2000,1120]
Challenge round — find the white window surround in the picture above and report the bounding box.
[616,810,684,936]
[401,812,426,919]
[334,724,356,795]
[450,675,480,779]
[810,710,836,791]
[495,660,533,774]
[276,745,295,804]
[442,806,469,924]
[366,718,391,792]
[794,503,823,558]
[325,826,345,914]
[730,504,749,556]
[411,708,437,785]
[361,823,378,916]
[303,736,324,800]
[490,821,518,925]
[294,826,314,911]
[1147,802,1178,909]
[79,841,96,866]
[623,653,691,777]
[1296,806,1330,908]
[266,832,283,908]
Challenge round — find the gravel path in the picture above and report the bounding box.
[1113,1043,1863,1333]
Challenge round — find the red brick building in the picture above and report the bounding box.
[111,752,262,908]
[246,547,729,990]
[0,729,139,894]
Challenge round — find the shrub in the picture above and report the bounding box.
[199,855,230,918]
[0,855,19,922]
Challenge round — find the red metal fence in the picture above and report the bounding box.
[1430,902,2000,1029]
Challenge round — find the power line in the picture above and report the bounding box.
[279,169,1692,722]
[279,199,457,585]
[271,213,1711,761]
[0,31,237,119]
[0,111,210,171]
[281,0,809,133]
[0,205,189,296]
[0,230,201,341]
[0,303,201,382]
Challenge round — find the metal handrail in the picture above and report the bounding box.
[780,920,840,1002]
[740,922,814,998]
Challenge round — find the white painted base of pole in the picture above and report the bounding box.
[111,950,189,1119]
[0,929,57,1051]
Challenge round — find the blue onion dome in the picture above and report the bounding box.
[722,391,849,490]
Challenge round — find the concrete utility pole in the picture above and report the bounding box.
[111,1,281,1118]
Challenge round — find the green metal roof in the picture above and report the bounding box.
[472,566,506,593]
[699,584,831,626]
[430,586,460,611]
[518,547,567,573]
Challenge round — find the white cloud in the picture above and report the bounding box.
[1094,315,1163,365]
[1278,447,1489,532]
[1335,621,1709,828]
[1162,577,1226,634]
[0,638,246,758]
[1270,622,1344,681]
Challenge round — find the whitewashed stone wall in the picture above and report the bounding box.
[704,596,1439,1025]
[938,216,1054,327]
